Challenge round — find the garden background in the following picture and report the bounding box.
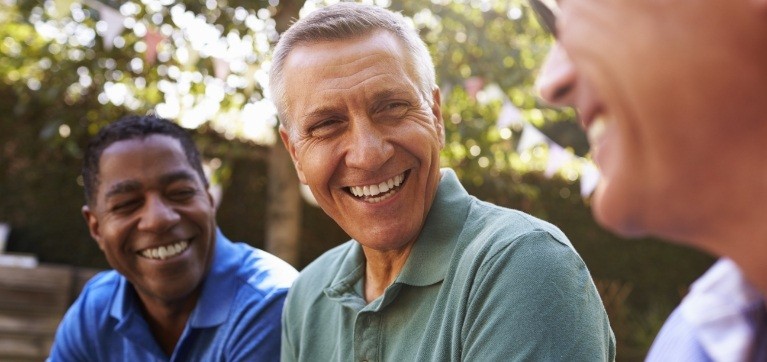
[0,0,714,360]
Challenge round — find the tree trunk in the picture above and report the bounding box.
[266,143,300,266]
[265,0,306,267]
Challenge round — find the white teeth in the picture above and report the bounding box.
[378,181,389,193]
[349,172,406,198]
[587,116,607,146]
[140,240,189,260]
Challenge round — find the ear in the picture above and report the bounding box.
[82,205,105,252]
[206,189,215,208]
[430,88,445,148]
[279,125,307,184]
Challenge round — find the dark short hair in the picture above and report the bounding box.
[82,115,208,205]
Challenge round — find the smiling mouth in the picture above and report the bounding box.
[345,170,409,204]
[587,114,607,146]
[138,239,191,260]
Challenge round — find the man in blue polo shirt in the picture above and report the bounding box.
[49,115,297,361]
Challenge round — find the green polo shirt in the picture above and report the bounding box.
[282,169,615,361]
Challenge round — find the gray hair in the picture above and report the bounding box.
[268,2,436,129]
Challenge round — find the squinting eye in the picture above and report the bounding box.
[385,102,407,110]
[169,189,196,201]
[111,200,140,213]
[308,119,342,137]
[378,102,409,119]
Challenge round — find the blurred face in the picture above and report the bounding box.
[535,0,767,240]
[83,135,216,309]
[279,31,444,252]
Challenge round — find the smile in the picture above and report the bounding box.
[138,240,190,260]
[587,115,607,146]
[347,171,408,203]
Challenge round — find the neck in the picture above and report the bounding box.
[729,252,767,298]
[673,130,767,296]
[137,290,200,356]
[362,244,414,303]
[692,178,767,297]
[707,234,767,298]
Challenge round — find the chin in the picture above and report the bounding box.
[591,182,650,239]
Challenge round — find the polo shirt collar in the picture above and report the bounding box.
[394,168,470,287]
[188,229,239,328]
[324,168,471,307]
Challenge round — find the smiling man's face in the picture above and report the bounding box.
[83,134,216,307]
[536,0,767,241]
[279,30,444,253]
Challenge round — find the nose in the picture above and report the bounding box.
[138,194,180,233]
[344,116,394,171]
[535,43,577,106]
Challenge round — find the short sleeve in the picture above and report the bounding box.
[462,230,616,361]
[225,289,288,362]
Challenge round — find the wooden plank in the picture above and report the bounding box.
[0,265,73,290]
[0,264,103,361]
[0,265,72,315]
[0,333,53,361]
[0,312,62,335]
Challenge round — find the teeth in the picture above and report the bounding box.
[140,240,189,260]
[587,116,607,146]
[378,181,389,193]
[349,172,405,198]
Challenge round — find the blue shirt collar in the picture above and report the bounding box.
[110,229,240,329]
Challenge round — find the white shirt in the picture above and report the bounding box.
[646,258,767,362]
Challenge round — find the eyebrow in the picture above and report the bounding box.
[301,106,341,122]
[369,89,411,104]
[303,88,414,118]
[160,170,199,186]
[103,170,199,200]
[104,180,142,200]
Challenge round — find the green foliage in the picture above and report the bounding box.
[0,1,715,360]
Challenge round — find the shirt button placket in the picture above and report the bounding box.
[354,312,380,362]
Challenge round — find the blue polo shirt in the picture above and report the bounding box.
[50,230,298,361]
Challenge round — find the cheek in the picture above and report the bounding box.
[296,144,337,188]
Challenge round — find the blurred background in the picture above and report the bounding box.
[0,0,714,360]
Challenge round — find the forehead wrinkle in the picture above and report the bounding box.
[301,73,409,120]
[327,72,398,93]
[285,33,412,129]
[323,52,397,73]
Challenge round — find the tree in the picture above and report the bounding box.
[265,0,305,267]
[1,0,305,264]
[1,2,714,357]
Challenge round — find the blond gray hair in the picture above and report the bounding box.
[269,2,436,129]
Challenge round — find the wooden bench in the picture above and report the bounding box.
[0,264,100,361]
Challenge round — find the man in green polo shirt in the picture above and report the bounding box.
[269,3,615,361]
